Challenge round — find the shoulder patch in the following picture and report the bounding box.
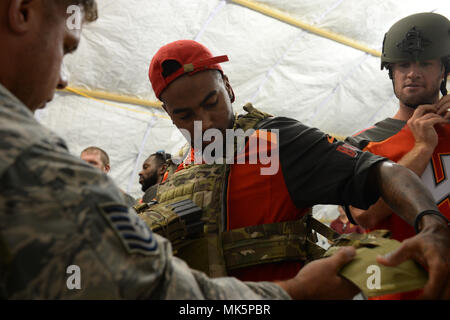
[99,203,157,255]
[336,143,360,158]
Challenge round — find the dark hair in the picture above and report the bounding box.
[150,151,172,167]
[81,146,110,166]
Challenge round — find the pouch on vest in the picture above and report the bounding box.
[137,199,204,251]
[153,163,229,277]
[221,212,340,270]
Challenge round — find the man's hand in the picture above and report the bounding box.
[407,105,447,151]
[436,94,450,120]
[377,216,450,299]
[276,247,360,299]
[349,203,392,229]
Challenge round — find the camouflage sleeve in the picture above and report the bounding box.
[160,250,291,299]
[0,143,290,300]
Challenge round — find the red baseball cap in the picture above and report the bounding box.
[149,40,229,99]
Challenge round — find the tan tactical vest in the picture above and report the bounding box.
[136,104,339,277]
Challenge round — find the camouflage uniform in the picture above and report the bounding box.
[121,190,137,207]
[0,84,290,300]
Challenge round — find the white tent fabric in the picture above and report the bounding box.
[36,0,449,222]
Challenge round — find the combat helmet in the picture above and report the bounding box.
[381,12,450,95]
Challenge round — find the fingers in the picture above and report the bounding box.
[420,255,447,300]
[413,98,450,120]
[408,106,445,125]
[330,248,360,299]
[328,246,356,271]
[413,114,448,127]
[378,236,449,300]
[407,109,445,145]
[410,112,446,123]
[411,104,438,120]
[436,95,450,119]
[376,240,416,267]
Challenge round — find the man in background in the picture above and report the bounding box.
[138,151,173,202]
[80,146,110,174]
[81,146,136,206]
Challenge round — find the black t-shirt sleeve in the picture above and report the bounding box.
[259,117,387,209]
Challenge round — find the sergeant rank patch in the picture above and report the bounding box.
[99,203,157,255]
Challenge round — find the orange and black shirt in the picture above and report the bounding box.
[347,119,450,300]
[346,118,450,241]
[175,116,387,282]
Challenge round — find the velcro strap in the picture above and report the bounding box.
[308,216,341,241]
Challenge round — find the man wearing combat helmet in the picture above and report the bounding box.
[346,12,450,299]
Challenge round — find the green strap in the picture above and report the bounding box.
[308,216,341,242]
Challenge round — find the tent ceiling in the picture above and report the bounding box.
[37,0,449,200]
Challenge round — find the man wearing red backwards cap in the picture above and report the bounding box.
[147,40,449,299]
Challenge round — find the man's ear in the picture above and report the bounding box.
[158,163,168,175]
[8,0,36,34]
[222,74,235,103]
[104,164,111,174]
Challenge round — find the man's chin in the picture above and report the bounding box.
[32,102,48,113]
[401,96,435,109]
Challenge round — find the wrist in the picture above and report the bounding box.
[413,142,436,155]
[275,278,306,300]
[415,210,449,233]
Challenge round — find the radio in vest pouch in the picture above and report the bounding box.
[137,199,205,252]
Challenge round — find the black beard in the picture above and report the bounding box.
[141,173,158,192]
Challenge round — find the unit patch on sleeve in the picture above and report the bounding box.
[336,143,359,158]
[99,203,157,255]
